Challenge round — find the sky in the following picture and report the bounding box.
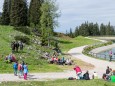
[0,0,115,33]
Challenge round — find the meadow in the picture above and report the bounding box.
[0,25,98,73]
[0,79,115,86]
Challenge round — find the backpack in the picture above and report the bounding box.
[13,63,17,69]
[68,77,76,80]
[18,64,22,70]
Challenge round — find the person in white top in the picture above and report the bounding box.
[92,72,98,79]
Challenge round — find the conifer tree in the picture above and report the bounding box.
[10,0,28,26]
[29,0,43,27]
[100,23,106,35]
[74,26,79,37]
[2,0,11,25]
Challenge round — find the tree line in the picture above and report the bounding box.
[67,22,115,38]
[0,0,59,46]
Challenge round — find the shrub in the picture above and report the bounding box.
[83,41,112,56]
[14,35,30,44]
[41,37,48,46]
[13,26,31,35]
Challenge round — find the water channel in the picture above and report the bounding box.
[97,40,115,61]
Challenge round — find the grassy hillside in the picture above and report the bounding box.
[0,25,99,73]
[0,25,62,73]
[58,36,99,52]
[1,79,115,86]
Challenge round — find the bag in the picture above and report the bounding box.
[13,63,17,69]
[68,77,76,80]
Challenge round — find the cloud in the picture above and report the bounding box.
[0,0,4,12]
[55,0,115,33]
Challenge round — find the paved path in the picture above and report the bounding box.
[68,46,115,78]
[0,37,115,81]
[1,46,115,81]
[0,71,76,81]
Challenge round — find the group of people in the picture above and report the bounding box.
[73,65,99,80]
[48,57,73,65]
[73,65,115,82]
[11,41,24,53]
[42,51,73,65]
[13,61,28,80]
[102,66,115,82]
[5,53,16,63]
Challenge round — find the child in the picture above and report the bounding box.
[23,63,28,80]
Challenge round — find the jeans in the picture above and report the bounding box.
[14,68,17,76]
[77,72,82,79]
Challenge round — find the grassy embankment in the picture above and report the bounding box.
[1,79,115,86]
[0,25,99,73]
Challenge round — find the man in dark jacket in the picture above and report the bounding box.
[83,71,90,80]
[15,41,19,52]
[106,66,110,74]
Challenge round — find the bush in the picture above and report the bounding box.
[14,35,30,44]
[41,37,48,46]
[13,26,31,35]
[83,41,112,56]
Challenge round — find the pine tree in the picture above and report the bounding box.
[29,0,43,27]
[2,0,11,25]
[100,23,106,36]
[74,26,79,37]
[88,23,94,36]
[106,22,113,35]
[69,28,74,37]
[93,23,100,36]
[10,0,28,26]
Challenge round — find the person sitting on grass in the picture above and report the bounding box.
[65,58,72,65]
[92,72,98,79]
[83,71,90,80]
[5,53,16,63]
[110,70,115,82]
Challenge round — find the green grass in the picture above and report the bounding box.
[1,79,115,86]
[58,36,100,52]
[0,25,62,73]
[0,25,99,73]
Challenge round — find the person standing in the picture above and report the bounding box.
[73,65,82,79]
[19,41,24,51]
[109,51,112,62]
[13,61,18,76]
[15,41,19,52]
[11,41,15,53]
[18,62,22,78]
[23,63,28,80]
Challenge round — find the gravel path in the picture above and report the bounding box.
[0,37,115,81]
[68,46,115,78]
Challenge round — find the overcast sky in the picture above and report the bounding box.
[0,0,115,33]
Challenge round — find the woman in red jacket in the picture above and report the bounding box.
[74,65,82,79]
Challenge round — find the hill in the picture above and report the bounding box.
[0,25,63,73]
[0,25,99,73]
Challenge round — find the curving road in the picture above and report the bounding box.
[0,37,115,81]
[68,46,115,78]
